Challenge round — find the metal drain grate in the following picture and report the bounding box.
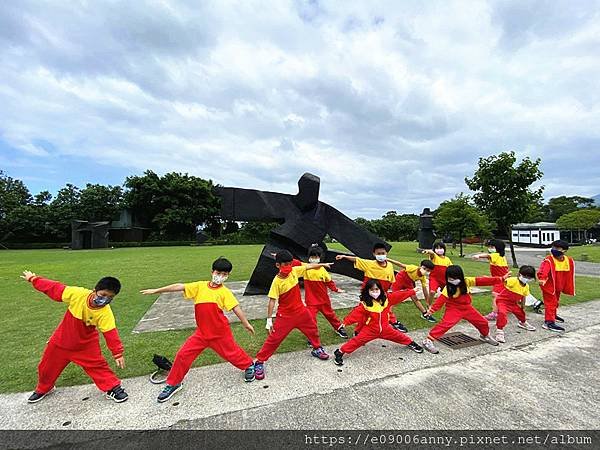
[437,332,483,349]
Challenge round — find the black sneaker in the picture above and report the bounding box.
[306,339,313,348]
[407,341,424,353]
[354,330,360,337]
[391,321,408,333]
[334,349,344,366]
[542,321,565,332]
[157,383,183,403]
[421,312,437,323]
[106,385,128,403]
[27,387,54,404]
[555,315,565,323]
[336,325,349,339]
[244,364,255,382]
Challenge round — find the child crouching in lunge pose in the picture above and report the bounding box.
[389,259,437,323]
[141,258,256,403]
[333,280,423,366]
[494,265,537,343]
[472,239,510,321]
[304,244,348,339]
[21,270,128,403]
[421,265,502,354]
[254,250,333,380]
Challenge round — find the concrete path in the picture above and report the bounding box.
[3,299,600,430]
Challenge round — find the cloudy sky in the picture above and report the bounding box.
[1,0,600,218]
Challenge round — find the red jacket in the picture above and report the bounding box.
[537,255,575,296]
[31,276,124,357]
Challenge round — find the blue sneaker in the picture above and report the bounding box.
[244,364,255,382]
[311,346,330,360]
[254,361,265,380]
[157,383,183,403]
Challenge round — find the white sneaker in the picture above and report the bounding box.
[480,334,499,346]
[422,338,439,354]
[495,329,506,343]
[518,321,536,331]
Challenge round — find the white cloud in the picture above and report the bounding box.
[1,0,600,218]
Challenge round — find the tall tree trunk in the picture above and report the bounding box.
[459,229,463,257]
[507,226,518,268]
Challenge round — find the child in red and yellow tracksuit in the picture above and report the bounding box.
[336,242,407,332]
[333,280,423,365]
[473,239,510,321]
[389,259,436,323]
[21,270,127,403]
[494,265,537,343]
[537,240,575,332]
[141,258,256,402]
[421,265,501,354]
[422,241,453,305]
[254,250,332,380]
[304,245,348,339]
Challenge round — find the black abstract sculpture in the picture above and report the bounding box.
[216,173,391,295]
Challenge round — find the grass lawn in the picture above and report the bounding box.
[561,244,600,263]
[1,242,598,394]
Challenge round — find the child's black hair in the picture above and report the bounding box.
[308,244,323,258]
[420,260,435,270]
[212,257,233,272]
[551,240,569,251]
[519,265,536,279]
[360,279,386,307]
[95,277,121,295]
[372,242,387,253]
[445,265,467,298]
[433,241,447,252]
[275,250,294,264]
[486,239,506,257]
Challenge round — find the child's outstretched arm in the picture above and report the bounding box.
[427,293,448,315]
[21,270,66,302]
[471,253,491,261]
[387,257,406,268]
[232,305,255,335]
[140,283,185,295]
[335,254,357,262]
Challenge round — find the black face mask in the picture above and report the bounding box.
[93,295,113,307]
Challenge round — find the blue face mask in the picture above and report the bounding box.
[93,295,113,307]
[551,249,564,258]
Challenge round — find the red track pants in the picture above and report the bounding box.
[543,291,561,323]
[496,300,526,329]
[167,332,253,386]
[256,308,321,362]
[307,302,342,330]
[340,325,413,354]
[36,342,120,393]
[428,305,489,340]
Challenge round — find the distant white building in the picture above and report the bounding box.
[511,222,560,246]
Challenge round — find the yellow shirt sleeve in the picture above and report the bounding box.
[322,268,332,282]
[183,282,201,300]
[354,257,370,272]
[95,307,117,332]
[465,277,476,288]
[220,288,239,311]
[292,265,307,278]
[268,278,280,300]
[62,286,91,304]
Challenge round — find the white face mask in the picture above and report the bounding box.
[420,268,431,277]
[375,254,387,262]
[488,248,496,253]
[369,289,381,299]
[211,274,228,285]
[435,248,445,255]
[448,279,461,286]
[308,257,320,264]
[518,275,533,284]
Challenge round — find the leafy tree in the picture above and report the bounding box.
[556,209,600,242]
[124,171,220,240]
[465,151,543,267]
[78,184,123,222]
[433,194,494,256]
[546,196,597,222]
